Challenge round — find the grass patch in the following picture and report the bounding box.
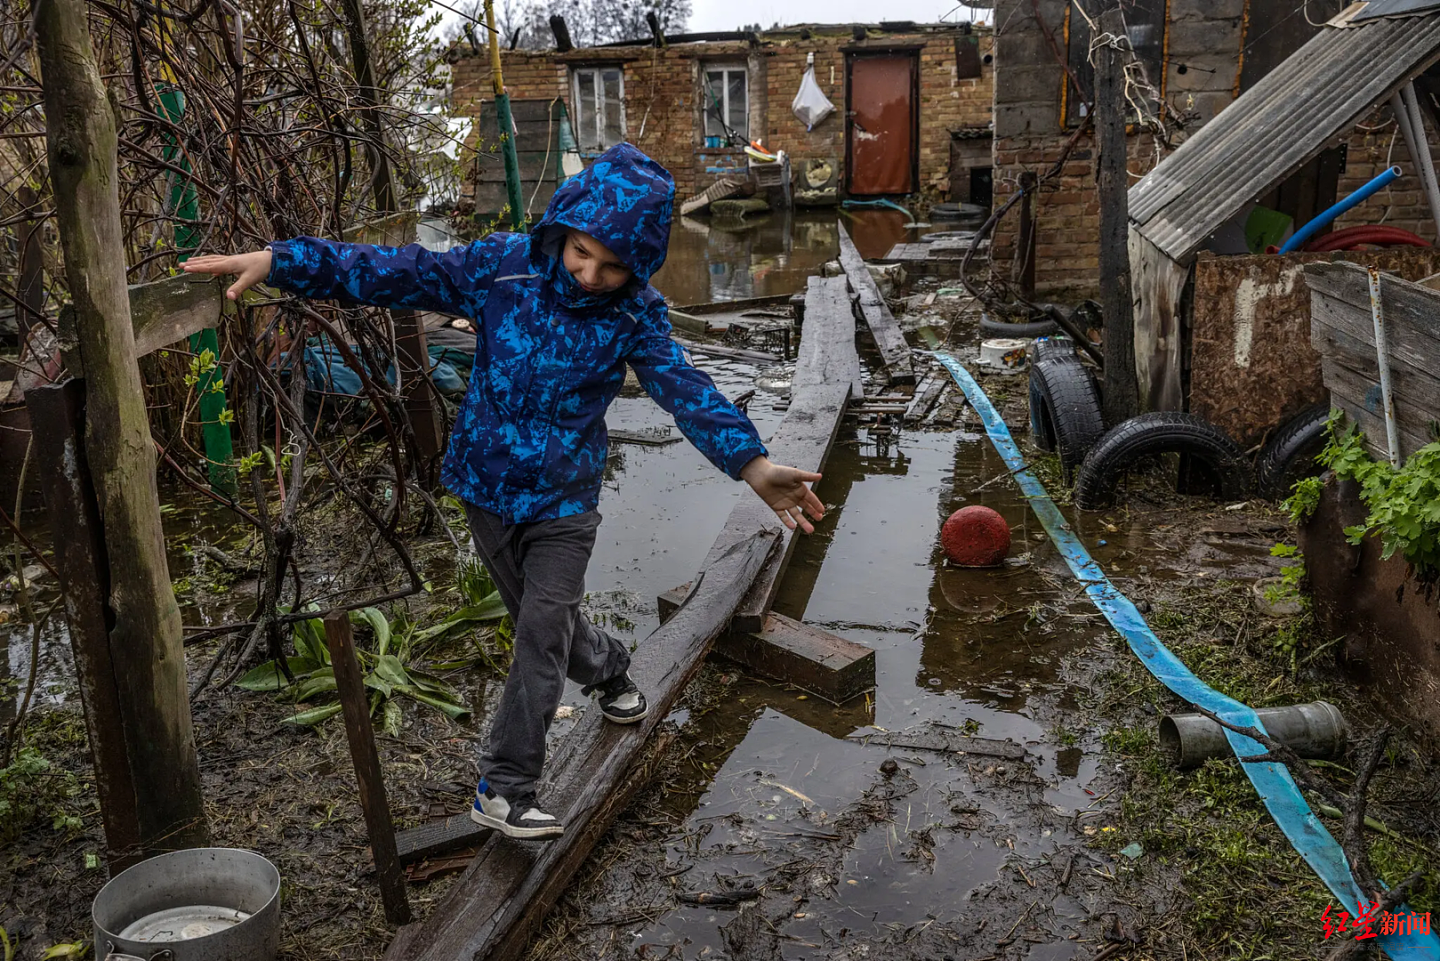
[1086,578,1440,959]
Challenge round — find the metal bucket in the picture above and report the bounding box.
[92,848,280,961]
[1159,701,1347,770]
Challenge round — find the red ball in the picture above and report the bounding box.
[942,506,1012,567]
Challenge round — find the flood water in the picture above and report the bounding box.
[650,208,922,305]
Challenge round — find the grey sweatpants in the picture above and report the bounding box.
[463,503,631,797]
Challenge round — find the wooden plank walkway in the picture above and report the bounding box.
[837,222,914,386]
[387,273,862,961]
[711,274,860,635]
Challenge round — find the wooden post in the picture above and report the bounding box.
[25,380,146,869]
[485,0,527,230]
[323,612,411,925]
[36,0,208,854]
[16,185,43,332]
[1015,170,1037,300]
[1097,7,1140,423]
[337,0,443,474]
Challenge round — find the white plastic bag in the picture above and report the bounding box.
[792,61,835,131]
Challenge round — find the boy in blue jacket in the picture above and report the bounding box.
[185,143,824,840]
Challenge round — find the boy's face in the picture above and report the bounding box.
[563,228,633,295]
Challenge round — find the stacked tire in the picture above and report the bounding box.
[1028,338,1105,480]
[1073,412,1251,510]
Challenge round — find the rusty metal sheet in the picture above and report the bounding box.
[1188,247,1440,448]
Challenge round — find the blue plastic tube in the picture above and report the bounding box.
[925,349,1440,961]
[840,198,916,223]
[1280,165,1403,253]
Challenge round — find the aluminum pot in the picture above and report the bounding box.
[92,848,280,961]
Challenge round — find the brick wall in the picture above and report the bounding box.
[449,25,994,204]
[991,0,1246,294]
[1334,104,1440,243]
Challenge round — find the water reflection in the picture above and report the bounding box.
[651,208,919,305]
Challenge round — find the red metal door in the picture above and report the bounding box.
[846,54,917,196]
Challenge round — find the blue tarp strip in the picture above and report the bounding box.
[927,350,1438,959]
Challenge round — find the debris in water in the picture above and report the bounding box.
[1119,842,1144,859]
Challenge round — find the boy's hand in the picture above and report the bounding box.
[182,249,273,301]
[739,455,825,534]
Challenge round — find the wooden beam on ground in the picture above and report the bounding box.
[129,275,226,360]
[717,275,860,636]
[836,221,914,386]
[658,585,874,704]
[386,531,780,960]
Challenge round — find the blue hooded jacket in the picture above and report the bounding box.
[267,143,768,524]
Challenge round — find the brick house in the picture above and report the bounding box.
[991,0,1440,295]
[448,22,994,213]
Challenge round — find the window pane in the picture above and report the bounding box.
[575,71,597,150]
[727,70,747,139]
[704,71,724,138]
[601,69,624,146]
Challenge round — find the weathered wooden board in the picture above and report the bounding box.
[1190,249,1440,448]
[1306,261,1440,460]
[342,210,421,247]
[128,274,226,360]
[845,727,1025,761]
[836,222,914,385]
[657,586,876,704]
[713,275,860,635]
[388,532,779,961]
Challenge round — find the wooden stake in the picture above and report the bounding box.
[37,0,208,854]
[1097,7,1140,423]
[323,612,411,925]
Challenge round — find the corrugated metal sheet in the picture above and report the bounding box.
[1129,14,1440,263]
[1354,0,1440,21]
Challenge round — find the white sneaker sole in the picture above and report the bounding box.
[470,804,564,839]
[600,703,649,725]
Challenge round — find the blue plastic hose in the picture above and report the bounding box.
[840,198,916,223]
[1280,165,1403,253]
[926,349,1440,961]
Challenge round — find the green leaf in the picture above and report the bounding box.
[405,667,461,699]
[292,616,330,665]
[412,592,508,642]
[280,703,344,727]
[41,942,89,959]
[350,607,392,657]
[293,675,338,702]
[396,685,471,720]
[236,657,321,691]
[382,699,403,737]
[372,653,414,690]
[363,674,394,698]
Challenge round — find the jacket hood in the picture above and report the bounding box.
[530,142,674,288]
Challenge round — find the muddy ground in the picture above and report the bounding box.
[3,213,1438,961]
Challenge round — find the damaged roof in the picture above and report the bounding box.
[1128,12,1440,263]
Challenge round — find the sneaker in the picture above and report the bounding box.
[470,781,564,840]
[582,671,649,725]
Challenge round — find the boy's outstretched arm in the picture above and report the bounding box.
[184,236,509,318]
[627,309,826,534]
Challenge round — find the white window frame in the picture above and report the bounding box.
[702,64,748,141]
[571,66,626,153]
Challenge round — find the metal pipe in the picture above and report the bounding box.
[1398,82,1440,242]
[1159,701,1347,770]
[485,0,526,230]
[1367,266,1402,466]
[1279,165,1402,253]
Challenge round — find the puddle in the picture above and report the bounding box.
[650,208,925,305]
